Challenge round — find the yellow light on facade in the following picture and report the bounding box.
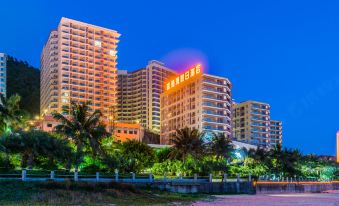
[175,77,180,85]
[165,64,202,91]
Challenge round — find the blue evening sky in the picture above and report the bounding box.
[1,0,338,155]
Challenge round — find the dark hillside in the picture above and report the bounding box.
[6,56,40,115]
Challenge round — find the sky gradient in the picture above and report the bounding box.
[1,0,338,155]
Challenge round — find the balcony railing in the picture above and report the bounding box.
[202,103,224,108]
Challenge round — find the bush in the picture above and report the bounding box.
[119,140,156,173]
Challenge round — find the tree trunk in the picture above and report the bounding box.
[21,154,28,169]
[27,154,34,169]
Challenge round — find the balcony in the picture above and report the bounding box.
[202,95,225,102]
[203,80,224,86]
[202,103,224,109]
[202,87,225,94]
[203,118,226,124]
[203,126,226,132]
[203,110,225,116]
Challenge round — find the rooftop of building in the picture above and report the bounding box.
[234,100,271,107]
[60,17,120,36]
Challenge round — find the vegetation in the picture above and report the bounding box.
[6,56,40,116]
[0,93,23,134]
[0,97,336,181]
[169,127,205,161]
[1,130,72,169]
[0,181,207,205]
[52,101,108,171]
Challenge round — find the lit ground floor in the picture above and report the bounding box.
[193,191,339,206]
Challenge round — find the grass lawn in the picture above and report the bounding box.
[0,180,210,206]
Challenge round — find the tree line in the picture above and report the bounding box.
[0,94,337,181]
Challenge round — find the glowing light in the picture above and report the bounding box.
[165,64,202,91]
[109,50,117,56]
[234,151,242,159]
[94,40,102,47]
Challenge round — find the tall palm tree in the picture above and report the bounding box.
[169,127,205,161]
[0,94,22,134]
[1,130,73,169]
[52,101,107,171]
[210,132,234,161]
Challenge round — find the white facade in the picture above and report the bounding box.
[160,65,232,144]
[0,53,6,96]
[232,100,282,148]
[117,60,177,133]
[40,17,120,119]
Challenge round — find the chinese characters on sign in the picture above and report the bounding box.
[166,64,202,91]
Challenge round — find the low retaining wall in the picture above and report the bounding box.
[156,182,255,194]
[256,182,339,194]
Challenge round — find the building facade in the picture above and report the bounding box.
[270,120,282,146]
[114,122,144,142]
[40,17,120,120]
[160,64,232,144]
[0,53,7,96]
[117,61,176,133]
[232,100,282,147]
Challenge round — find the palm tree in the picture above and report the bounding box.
[1,130,73,169]
[169,127,205,161]
[210,132,234,161]
[248,146,270,164]
[0,94,22,134]
[52,101,108,171]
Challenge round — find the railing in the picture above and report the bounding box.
[0,170,253,184]
[202,103,224,108]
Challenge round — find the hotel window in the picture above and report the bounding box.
[94,40,102,47]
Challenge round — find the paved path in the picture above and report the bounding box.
[193,192,339,206]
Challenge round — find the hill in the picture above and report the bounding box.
[6,56,40,116]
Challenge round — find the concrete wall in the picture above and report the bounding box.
[256,182,339,194]
[155,182,255,194]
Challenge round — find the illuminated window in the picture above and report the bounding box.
[109,50,117,56]
[171,80,175,87]
[94,40,102,47]
[61,98,68,103]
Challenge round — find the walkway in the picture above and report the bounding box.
[193,191,339,206]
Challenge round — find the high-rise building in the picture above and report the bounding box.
[0,53,7,97]
[270,120,282,146]
[40,17,120,119]
[232,100,282,147]
[117,61,176,133]
[160,64,232,144]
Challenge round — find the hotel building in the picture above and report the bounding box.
[160,64,232,144]
[232,100,282,147]
[0,53,7,96]
[270,120,283,146]
[40,17,120,119]
[117,60,176,133]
